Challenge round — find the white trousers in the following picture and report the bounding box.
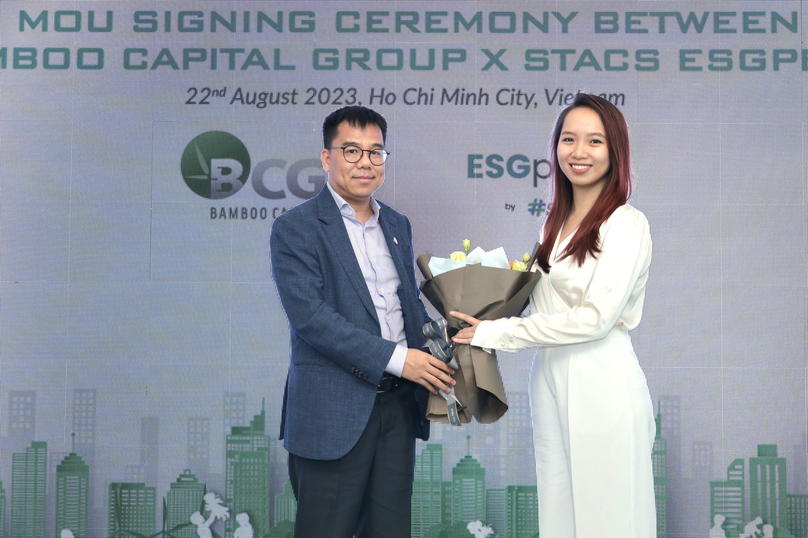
[529,329,657,538]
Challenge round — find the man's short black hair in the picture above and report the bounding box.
[322,106,388,148]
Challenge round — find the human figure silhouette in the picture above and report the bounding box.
[466,520,494,538]
[59,531,75,538]
[761,524,774,538]
[233,513,253,538]
[190,511,216,538]
[740,516,763,538]
[203,492,230,522]
[709,514,727,538]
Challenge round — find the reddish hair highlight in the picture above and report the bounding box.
[536,93,632,273]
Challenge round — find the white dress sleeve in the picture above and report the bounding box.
[471,206,652,351]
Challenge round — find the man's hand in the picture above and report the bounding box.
[401,349,456,394]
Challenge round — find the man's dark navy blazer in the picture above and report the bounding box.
[270,186,431,461]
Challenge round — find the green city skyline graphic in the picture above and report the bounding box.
[0,392,806,537]
[709,445,806,538]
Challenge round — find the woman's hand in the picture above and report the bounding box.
[450,311,482,345]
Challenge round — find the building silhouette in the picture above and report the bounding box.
[273,480,296,525]
[750,445,787,528]
[165,469,205,538]
[225,400,271,538]
[0,478,6,538]
[70,390,98,533]
[223,392,247,440]
[469,416,503,489]
[107,483,156,538]
[124,465,146,484]
[11,441,47,538]
[484,485,539,538]
[658,396,682,537]
[71,391,96,469]
[441,481,452,526]
[486,488,506,537]
[788,494,808,538]
[47,450,69,538]
[54,437,89,538]
[187,417,211,481]
[791,445,807,495]
[140,417,159,489]
[504,485,539,538]
[690,440,713,528]
[7,391,36,451]
[503,393,531,453]
[268,436,288,529]
[412,444,444,537]
[710,459,745,533]
[652,407,667,538]
[451,437,485,525]
[692,441,713,480]
[501,392,535,488]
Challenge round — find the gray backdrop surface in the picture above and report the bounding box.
[0,2,806,537]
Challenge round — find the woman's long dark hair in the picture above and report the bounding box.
[536,93,632,273]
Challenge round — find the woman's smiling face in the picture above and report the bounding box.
[556,106,611,194]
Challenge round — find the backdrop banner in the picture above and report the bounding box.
[0,2,806,538]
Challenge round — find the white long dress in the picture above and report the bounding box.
[471,204,656,538]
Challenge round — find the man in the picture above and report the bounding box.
[270,106,455,537]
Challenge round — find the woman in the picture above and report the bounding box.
[452,93,656,537]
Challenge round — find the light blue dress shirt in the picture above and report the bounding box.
[326,183,408,377]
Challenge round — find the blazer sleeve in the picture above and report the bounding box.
[270,213,395,385]
[471,207,652,351]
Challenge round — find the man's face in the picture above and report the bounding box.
[321,121,385,208]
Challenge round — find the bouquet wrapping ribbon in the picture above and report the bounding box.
[423,319,464,426]
[417,253,541,425]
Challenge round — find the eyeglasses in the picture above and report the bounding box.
[328,146,389,166]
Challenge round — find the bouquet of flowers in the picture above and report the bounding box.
[418,241,540,425]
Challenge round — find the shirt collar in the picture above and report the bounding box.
[326,182,380,225]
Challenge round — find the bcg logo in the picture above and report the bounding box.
[181,131,324,201]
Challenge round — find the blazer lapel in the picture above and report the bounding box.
[316,188,378,321]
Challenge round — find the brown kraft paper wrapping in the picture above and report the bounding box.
[417,253,541,424]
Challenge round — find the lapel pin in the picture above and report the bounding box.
[393,237,398,245]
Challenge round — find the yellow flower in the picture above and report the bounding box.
[450,251,467,262]
[463,239,471,252]
[522,252,531,263]
[510,260,528,272]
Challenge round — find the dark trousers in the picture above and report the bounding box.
[288,384,417,538]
